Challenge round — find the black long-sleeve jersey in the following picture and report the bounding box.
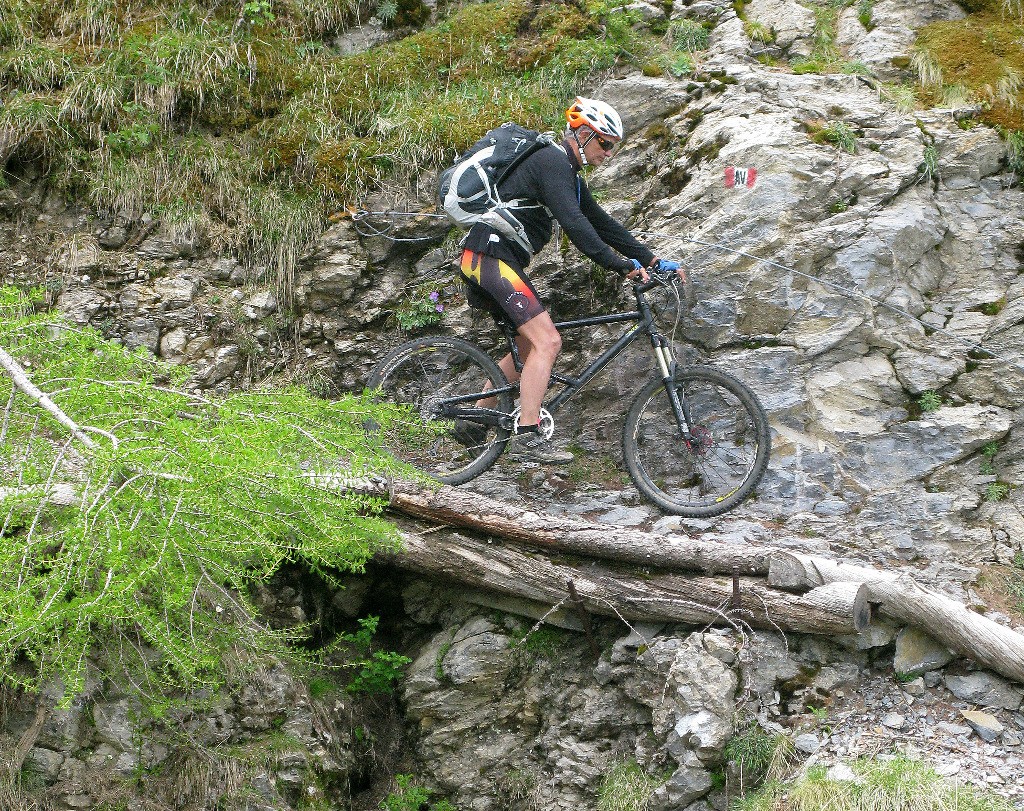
[463,138,655,274]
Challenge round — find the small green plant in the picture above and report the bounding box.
[857,0,874,30]
[515,625,564,659]
[243,0,275,26]
[920,144,939,180]
[980,441,1000,475]
[820,121,857,153]
[394,286,446,331]
[434,641,452,682]
[879,83,918,113]
[340,616,413,695]
[986,482,1010,502]
[376,0,399,22]
[671,19,710,52]
[917,390,942,412]
[828,200,849,214]
[724,723,795,793]
[380,775,455,811]
[308,676,335,698]
[1008,130,1024,178]
[808,705,829,722]
[598,761,665,811]
[744,20,774,44]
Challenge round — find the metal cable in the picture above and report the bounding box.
[637,231,1024,376]
[347,210,1024,377]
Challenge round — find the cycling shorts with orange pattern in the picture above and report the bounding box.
[459,249,545,328]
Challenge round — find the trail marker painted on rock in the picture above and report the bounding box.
[725,166,757,188]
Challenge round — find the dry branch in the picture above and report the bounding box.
[0,344,97,450]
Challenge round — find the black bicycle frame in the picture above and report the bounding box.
[443,279,696,439]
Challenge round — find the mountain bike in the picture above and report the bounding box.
[366,268,771,517]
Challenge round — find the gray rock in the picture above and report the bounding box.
[745,0,815,51]
[902,677,926,697]
[894,628,956,679]
[159,326,188,362]
[653,764,714,808]
[794,733,820,754]
[57,286,109,326]
[961,709,1004,743]
[881,712,906,730]
[244,290,279,319]
[599,75,691,133]
[944,672,1024,710]
[122,317,160,354]
[97,224,129,250]
[137,235,196,260]
[154,275,199,307]
[25,747,64,781]
[194,345,241,385]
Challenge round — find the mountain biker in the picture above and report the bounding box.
[457,96,682,464]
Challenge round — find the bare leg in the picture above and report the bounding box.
[478,337,531,408]
[511,312,561,427]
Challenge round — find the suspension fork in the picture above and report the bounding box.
[652,335,694,440]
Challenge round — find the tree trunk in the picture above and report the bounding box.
[768,551,1024,684]
[388,529,870,635]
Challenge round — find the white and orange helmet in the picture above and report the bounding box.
[565,96,624,140]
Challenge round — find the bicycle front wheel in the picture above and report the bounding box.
[623,367,771,517]
[366,336,513,485]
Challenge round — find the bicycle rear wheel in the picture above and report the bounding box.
[366,336,513,485]
[622,367,771,517]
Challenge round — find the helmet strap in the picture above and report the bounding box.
[572,128,595,167]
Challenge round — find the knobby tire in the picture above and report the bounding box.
[366,336,513,485]
[622,366,771,517]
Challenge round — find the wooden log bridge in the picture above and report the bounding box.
[334,477,1024,685]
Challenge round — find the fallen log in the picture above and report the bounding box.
[769,551,1024,684]
[311,476,774,575]
[389,529,870,635]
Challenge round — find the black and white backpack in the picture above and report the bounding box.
[437,123,555,254]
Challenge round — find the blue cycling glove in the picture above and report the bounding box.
[629,259,644,273]
[650,258,681,274]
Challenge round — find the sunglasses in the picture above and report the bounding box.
[593,134,618,152]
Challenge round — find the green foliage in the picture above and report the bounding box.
[515,625,564,658]
[1007,129,1024,177]
[597,761,664,811]
[671,19,711,52]
[918,390,942,412]
[394,285,446,331]
[915,10,1024,132]
[920,144,939,180]
[0,0,665,304]
[980,441,1000,475]
[338,615,412,694]
[724,723,795,792]
[0,286,402,701]
[857,0,874,29]
[380,774,455,811]
[243,0,276,26]
[810,120,858,152]
[985,481,1010,502]
[744,20,775,44]
[732,755,1018,811]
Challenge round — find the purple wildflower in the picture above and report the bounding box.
[429,291,439,302]
[435,304,444,313]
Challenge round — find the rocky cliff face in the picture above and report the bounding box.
[3,0,1024,808]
